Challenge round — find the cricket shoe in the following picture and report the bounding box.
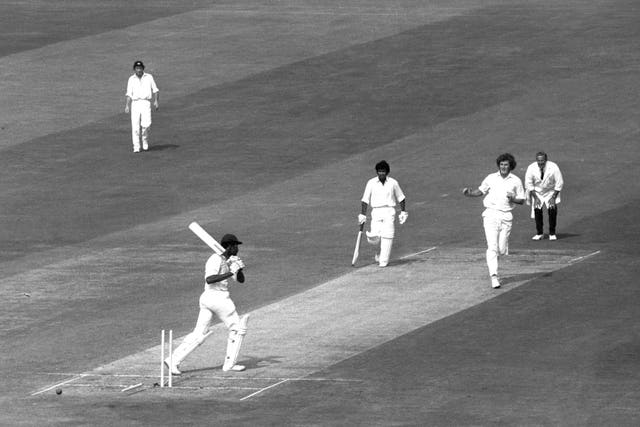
[374,254,380,263]
[222,364,246,372]
[549,235,557,241]
[531,234,543,240]
[490,275,501,289]
[164,359,182,376]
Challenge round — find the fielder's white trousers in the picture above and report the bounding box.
[130,99,152,151]
[482,208,513,277]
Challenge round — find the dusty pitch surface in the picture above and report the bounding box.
[1,0,640,425]
[30,247,594,399]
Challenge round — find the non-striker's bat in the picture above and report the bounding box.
[351,223,365,266]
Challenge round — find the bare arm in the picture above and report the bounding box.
[206,272,233,284]
[463,187,483,197]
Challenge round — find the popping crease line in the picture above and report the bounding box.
[569,250,601,264]
[401,246,437,259]
[30,375,83,396]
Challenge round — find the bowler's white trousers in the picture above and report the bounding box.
[482,208,513,277]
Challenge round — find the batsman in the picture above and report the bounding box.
[165,233,249,374]
[359,160,408,267]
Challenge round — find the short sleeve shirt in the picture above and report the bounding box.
[204,253,230,291]
[361,177,405,208]
[126,73,159,101]
[478,172,525,212]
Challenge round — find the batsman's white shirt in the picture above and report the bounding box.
[204,253,231,292]
[361,177,405,208]
[362,176,405,239]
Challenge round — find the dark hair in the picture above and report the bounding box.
[535,151,548,160]
[496,153,516,171]
[375,160,390,173]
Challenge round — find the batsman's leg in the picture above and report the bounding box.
[223,314,249,372]
[166,308,214,375]
[378,238,393,267]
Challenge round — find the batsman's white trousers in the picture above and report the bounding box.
[369,207,396,239]
[482,208,513,277]
[130,99,152,150]
[171,289,240,366]
[195,289,241,332]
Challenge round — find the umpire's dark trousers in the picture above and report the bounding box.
[534,206,557,235]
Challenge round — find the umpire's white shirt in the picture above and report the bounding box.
[361,177,405,207]
[524,160,564,206]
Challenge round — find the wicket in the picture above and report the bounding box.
[160,329,173,388]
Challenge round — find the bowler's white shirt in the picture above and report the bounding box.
[362,177,405,208]
[524,160,563,205]
[479,172,525,212]
[126,73,159,101]
[204,253,230,291]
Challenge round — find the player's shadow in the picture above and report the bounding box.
[554,232,579,240]
[183,355,284,374]
[148,144,179,151]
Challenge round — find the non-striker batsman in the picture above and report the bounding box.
[359,160,408,267]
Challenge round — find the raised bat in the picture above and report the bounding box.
[188,221,225,255]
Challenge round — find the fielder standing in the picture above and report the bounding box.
[463,153,525,288]
[359,160,408,267]
[165,234,249,374]
[524,151,564,241]
[124,60,159,153]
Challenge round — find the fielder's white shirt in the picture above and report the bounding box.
[524,160,564,206]
[478,172,525,212]
[361,176,405,208]
[204,253,230,292]
[126,73,159,101]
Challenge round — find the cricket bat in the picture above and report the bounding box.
[188,221,225,255]
[351,223,365,266]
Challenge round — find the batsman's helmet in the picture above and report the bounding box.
[221,234,242,248]
[133,60,145,69]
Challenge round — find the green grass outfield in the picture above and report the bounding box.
[1,0,639,425]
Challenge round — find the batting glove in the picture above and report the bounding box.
[358,214,367,225]
[229,259,245,274]
[398,211,408,225]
